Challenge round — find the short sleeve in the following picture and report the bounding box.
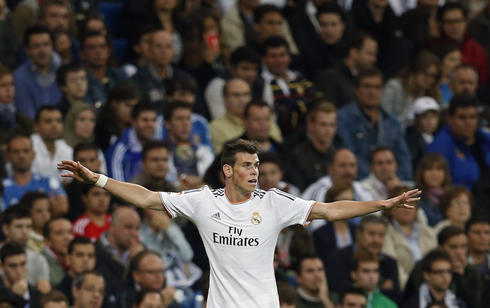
[271,189,316,229]
[159,187,205,220]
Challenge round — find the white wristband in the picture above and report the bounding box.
[94,174,108,188]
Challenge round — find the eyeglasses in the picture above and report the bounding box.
[430,269,452,275]
[138,269,165,275]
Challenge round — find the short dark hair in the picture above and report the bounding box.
[39,0,70,20]
[80,183,98,196]
[339,287,367,304]
[35,105,61,123]
[421,249,452,273]
[221,139,261,169]
[24,25,54,47]
[43,217,70,239]
[128,250,162,276]
[465,216,490,234]
[277,281,297,305]
[292,253,321,275]
[244,100,271,119]
[438,226,465,246]
[81,31,107,50]
[131,103,157,120]
[142,140,169,161]
[133,289,161,306]
[19,192,49,210]
[0,63,12,79]
[68,237,93,254]
[437,2,467,22]
[341,30,373,60]
[448,94,478,116]
[370,146,394,164]
[316,2,347,23]
[357,215,387,233]
[2,205,31,226]
[73,143,99,160]
[258,152,281,167]
[166,76,197,97]
[56,62,86,87]
[6,134,31,153]
[108,81,140,103]
[163,101,192,121]
[39,290,69,307]
[72,270,104,289]
[231,46,260,67]
[260,36,290,57]
[254,4,282,24]
[355,68,384,87]
[0,242,26,263]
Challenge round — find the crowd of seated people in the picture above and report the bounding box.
[1,0,490,307]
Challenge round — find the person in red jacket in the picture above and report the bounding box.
[434,2,488,85]
[72,184,111,241]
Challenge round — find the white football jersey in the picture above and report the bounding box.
[159,186,316,308]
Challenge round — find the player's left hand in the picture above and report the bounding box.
[384,189,421,210]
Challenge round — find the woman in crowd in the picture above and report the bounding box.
[382,50,442,129]
[434,186,474,235]
[435,44,462,107]
[415,153,452,227]
[382,186,437,289]
[312,181,357,265]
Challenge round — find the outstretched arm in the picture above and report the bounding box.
[57,160,164,210]
[308,189,421,221]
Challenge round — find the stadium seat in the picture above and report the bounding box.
[99,2,124,35]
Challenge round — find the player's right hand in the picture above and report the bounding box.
[57,160,98,184]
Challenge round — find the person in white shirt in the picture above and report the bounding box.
[31,105,73,183]
[58,139,420,308]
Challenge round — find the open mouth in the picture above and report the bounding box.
[248,179,257,184]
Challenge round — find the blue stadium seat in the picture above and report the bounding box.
[99,2,124,35]
[112,39,128,64]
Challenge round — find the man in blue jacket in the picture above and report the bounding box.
[336,68,412,181]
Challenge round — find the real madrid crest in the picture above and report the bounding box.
[251,212,262,225]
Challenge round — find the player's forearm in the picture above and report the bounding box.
[102,177,160,209]
[323,200,388,221]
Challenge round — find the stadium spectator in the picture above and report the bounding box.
[0,64,32,147]
[81,31,127,106]
[466,217,490,306]
[71,271,104,308]
[0,0,16,69]
[435,45,462,107]
[1,205,50,294]
[349,251,397,308]
[123,24,157,77]
[2,135,67,215]
[14,26,62,120]
[288,102,338,191]
[220,0,261,52]
[260,36,315,136]
[205,46,264,120]
[405,226,482,308]
[434,2,488,85]
[132,289,165,308]
[210,79,282,154]
[105,103,158,182]
[325,216,401,303]
[20,191,51,253]
[62,103,96,150]
[31,106,73,185]
[404,97,441,171]
[56,237,95,305]
[415,153,452,227]
[72,184,111,241]
[382,51,441,129]
[433,186,473,236]
[293,254,334,308]
[0,242,42,307]
[41,218,74,288]
[336,287,367,308]
[382,186,437,288]
[315,31,378,108]
[401,249,467,308]
[131,30,193,108]
[313,181,357,267]
[361,147,415,201]
[94,207,143,296]
[337,68,413,181]
[39,290,69,308]
[277,281,297,308]
[163,102,213,189]
[94,81,140,152]
[258,152,299,196]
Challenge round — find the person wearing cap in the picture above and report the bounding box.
[405,96,441,170]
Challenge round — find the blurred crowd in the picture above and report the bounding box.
[0,0,490,307]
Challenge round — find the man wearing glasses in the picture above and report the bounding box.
[71,271,105,308]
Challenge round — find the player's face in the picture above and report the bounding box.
[68,244,96,276]
[231,152,259,194]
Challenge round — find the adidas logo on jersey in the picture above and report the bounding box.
[211,212,221,220]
